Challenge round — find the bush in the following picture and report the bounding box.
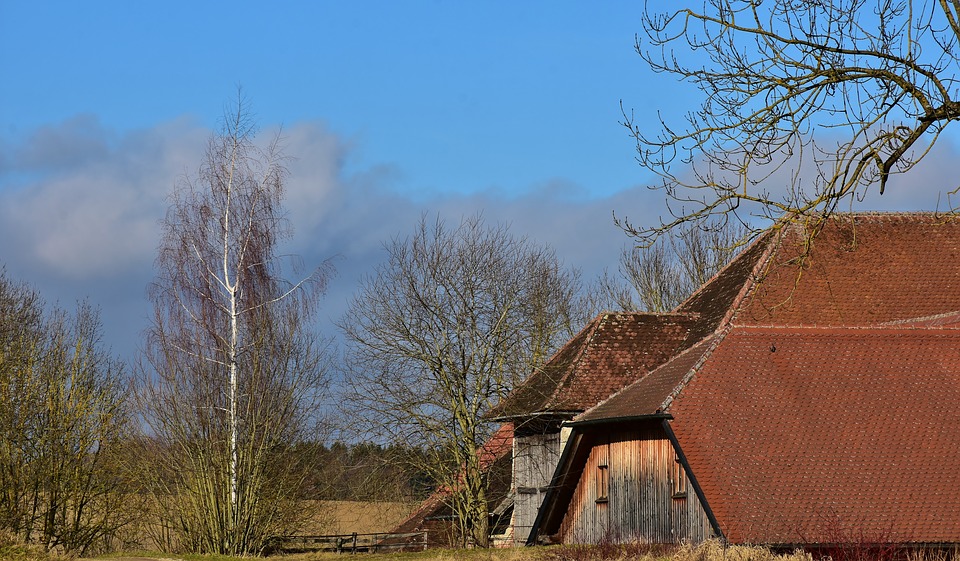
[0,531,51,561]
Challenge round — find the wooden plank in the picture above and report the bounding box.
[272,531,427,553]
[557,421,712,545]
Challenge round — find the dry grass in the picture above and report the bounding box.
[541,540,812,561]
[85,499,417,554]
[81,546,544,561]
[674,542,812,561]
[0,531,52,561]
[282,546,545,561]
[299,500,417,535]
[71,538,960,561]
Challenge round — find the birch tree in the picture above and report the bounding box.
[619,0,960,243]
[138,96,332,555]
[339,214,587,547]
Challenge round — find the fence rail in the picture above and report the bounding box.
[271,531,428,553]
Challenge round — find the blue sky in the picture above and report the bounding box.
[2,2,672,197]
[0,1,953,361]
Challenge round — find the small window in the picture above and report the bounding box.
[596,465,609,503]
[596,441,610,503]
[672,457,687,499]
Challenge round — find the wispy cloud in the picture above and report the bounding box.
[0,116,208,279]
[5,115,954,362]
[0,116,652,361]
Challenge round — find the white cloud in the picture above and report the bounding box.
[0,117,208,279]
[4,110,959,387]
[0,114,672,361]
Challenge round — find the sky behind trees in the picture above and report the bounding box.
[0,1,955,360]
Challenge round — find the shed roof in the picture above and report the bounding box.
[389,423,514,544]
[489,312,703,418]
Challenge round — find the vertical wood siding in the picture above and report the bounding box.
[559,424,712,544]
[512,431,562,545]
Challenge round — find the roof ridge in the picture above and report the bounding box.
[659,326,731,413]
[734,323,960,334]
[720,229,780,329]
[880,309,960,327]
[785,210,943,220]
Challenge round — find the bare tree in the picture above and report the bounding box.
[339,214,587,547]
[591,219,746,312]
[0,271,129,556]
[619,1,960,243]
[137,95,333,555]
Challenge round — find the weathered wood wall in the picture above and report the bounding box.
[559,423,711,544]
[511,431,562,545]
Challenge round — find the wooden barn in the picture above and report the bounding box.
[397,213,960,548]
[483,211,777,545]
[518,213,960,547]
[487,312,708,544]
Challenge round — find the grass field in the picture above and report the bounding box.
[15,535,949,561]
[298,500,417,535]
[59,540,820,561]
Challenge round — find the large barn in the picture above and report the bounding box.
[395,213,960,548]
[514,213,960,547]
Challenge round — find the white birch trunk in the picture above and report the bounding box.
[223,139,239,544]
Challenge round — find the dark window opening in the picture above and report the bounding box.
[672,457,687,499]
[596,465,609,503]
[596,440,610,503]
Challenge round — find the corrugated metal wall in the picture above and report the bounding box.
[512,431,562,545]
[559,424,712,544]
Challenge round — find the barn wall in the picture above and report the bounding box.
[559,423,711,544]
[511,431,562,545]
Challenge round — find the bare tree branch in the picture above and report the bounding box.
[339,214,589,547]
[619,0,960,243]
[589,219,747,312]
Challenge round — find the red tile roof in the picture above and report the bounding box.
[736,214,960,326]
[578,213,960,426]
[669,326,960,544]
[491,227,777,421]
[489,312,703,418]
[575,334,720,422]
[555,213,960,545]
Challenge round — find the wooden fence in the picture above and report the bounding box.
[271,531,428,553]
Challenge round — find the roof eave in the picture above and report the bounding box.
[486,410,582,423]
[565,412,672,428]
